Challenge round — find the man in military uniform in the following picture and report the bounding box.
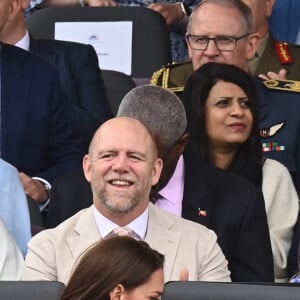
[151,0,300,193]
[244,0,300,80]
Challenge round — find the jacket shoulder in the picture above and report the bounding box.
[151,60,193,92]
[262,79,300,93]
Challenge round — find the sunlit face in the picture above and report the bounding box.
[205,81,253,150]
[83,117,162,215]
[187,3,258,71]
[122,269,164,300]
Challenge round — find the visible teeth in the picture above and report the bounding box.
[111,180,130,186]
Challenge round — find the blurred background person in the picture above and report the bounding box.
[60,236,164,300]
[242,0,300,80]
[182,62,299,282]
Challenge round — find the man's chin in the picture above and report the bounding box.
[103,196,137,214]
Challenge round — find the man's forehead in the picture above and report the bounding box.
[191,4,245,33]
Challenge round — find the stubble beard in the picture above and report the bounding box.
[98,190,141,213]
[91,172,153,214]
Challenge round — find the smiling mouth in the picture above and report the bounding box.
[109,179,133,186]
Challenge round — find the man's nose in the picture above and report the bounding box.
[111,154,129,172]
[203,39,219,56]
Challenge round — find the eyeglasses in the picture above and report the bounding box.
[186,33,251,51]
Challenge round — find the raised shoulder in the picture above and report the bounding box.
[151,60,193,92]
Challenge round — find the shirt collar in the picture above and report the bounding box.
[93,205,149,240]
[15,30,30,51]
[159,155,185,204]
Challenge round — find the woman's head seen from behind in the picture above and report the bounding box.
[60,236,164,300]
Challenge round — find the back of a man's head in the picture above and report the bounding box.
[117,85,187,155]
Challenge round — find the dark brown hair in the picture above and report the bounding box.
[60,236,164,300]
[183,62,263,186]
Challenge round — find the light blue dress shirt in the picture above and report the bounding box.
[0,159,32,256]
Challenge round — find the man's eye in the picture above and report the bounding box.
[99,154,114,159]
[129,155,142,161]
[194,37,208,44]
[217,37,233,44]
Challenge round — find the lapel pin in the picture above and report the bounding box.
[198,208,207,217]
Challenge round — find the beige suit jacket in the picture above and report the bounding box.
[22,204,230,284]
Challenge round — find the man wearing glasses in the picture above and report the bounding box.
[152,0,300,195]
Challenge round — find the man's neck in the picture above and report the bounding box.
[0,18,27,45]
[94,201,149,227]
[257,23,269,42]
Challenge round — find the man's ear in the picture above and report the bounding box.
[21,0,30,10]
[266,0,276,18]
[7,0,22,22]
[175,133,190,155]
[82,155,92,183]
[245,33,260,60]
[152,158,163,186]
[109,284,126,300]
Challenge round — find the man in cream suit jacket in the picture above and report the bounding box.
[23,117,230,284]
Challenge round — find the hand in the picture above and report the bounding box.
[258,68,288,81]
[19,172,49,203]
[85,0,116,7]
[179,269,189,281]
[148,3,185,25]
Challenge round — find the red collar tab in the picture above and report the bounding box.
[275,42,294,64]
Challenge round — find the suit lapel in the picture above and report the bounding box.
[66,206,100,260]
[29,37,59,66]
[182,155,216,227]
[146,204,181,281]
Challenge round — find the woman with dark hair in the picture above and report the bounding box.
[182,62,299,282]
[60,236,164,300]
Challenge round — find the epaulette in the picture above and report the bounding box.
[151,60,193,92]
[275,42,294,64]
[263,79,300,93]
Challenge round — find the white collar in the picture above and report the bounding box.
[93,205,149,240]
[15,30,30,51]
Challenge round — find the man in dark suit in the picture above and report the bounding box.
[0,0,113,151]
[0,0,82,204]
[46,85,274,282]
[1,42,84,203]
